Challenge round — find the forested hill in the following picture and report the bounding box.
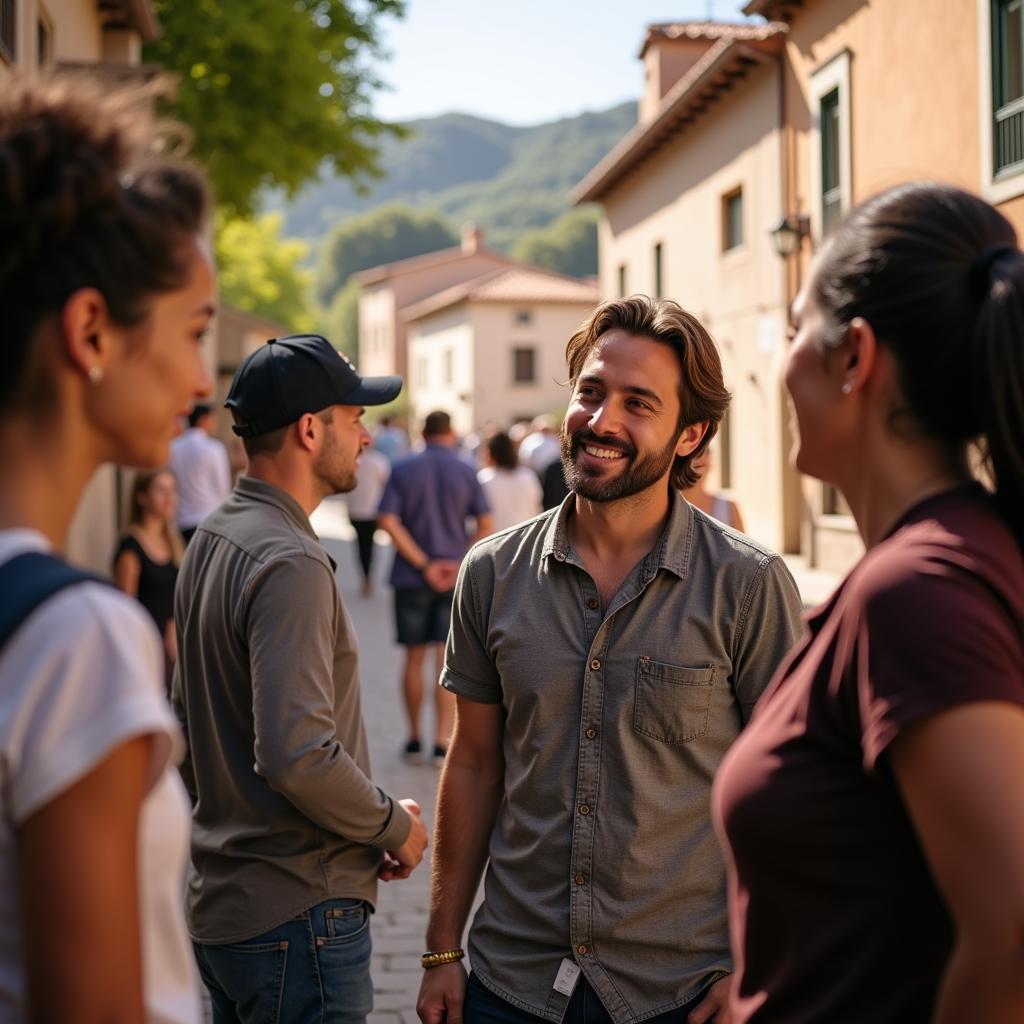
[275,101,637,251]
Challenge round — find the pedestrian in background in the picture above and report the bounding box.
[347,441,391,596]
[682,448,745,531]
[715,182,1024,1023]
[374,413,410,463]
[174,334,428,1024]
[0,74,211,1021]
[169,402,231,542]
[518,412,562,476]
[418,297,803,1024]
[477,431,543,532]
[114,468,185,685]
[377,410,493,765]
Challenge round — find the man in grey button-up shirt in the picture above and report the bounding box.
[174,335,429,1023]
[417,298,804,1024]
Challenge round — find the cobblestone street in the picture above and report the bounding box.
[313,498,450,1024]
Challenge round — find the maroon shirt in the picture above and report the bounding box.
[713,484,1024,1023]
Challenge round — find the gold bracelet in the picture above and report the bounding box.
[421,948,465,970]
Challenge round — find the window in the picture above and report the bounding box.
[37,12,52,68]
[820,89,842,234]
[617,264,628,297]
[653,243,663,299]
[417,356,429,388]
[515,308,533,326]
[993,0,1024,175]
[810,50,851,240]
[443,349,453,386]
[0,0,15,63]
[722,188,744,252]
[512,347,536,384]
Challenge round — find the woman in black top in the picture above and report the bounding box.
[114,468,184,680]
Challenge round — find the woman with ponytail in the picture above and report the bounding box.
[714,182,1024,1022]
[0,76,213,1020]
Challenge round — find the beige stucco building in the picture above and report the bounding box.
[576,0,1024,578]
[3,0,161,572]
[404,267,599,436]
[356,225,515,381]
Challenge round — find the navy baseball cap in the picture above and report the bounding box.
[226,334,402,438]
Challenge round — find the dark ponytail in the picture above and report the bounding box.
[813,181,1024,540]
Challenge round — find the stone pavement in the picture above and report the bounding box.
[312,497,452,1024]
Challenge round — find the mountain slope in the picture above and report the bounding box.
[275,102,636,251]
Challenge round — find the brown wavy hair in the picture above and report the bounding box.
[0,74,210,417]
[565,295,730,488]
[126,469,185,567]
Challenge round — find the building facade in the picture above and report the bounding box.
[404,267,599,436]
[577,0,1024,576]
[356,225,514,381]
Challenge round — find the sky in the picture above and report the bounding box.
[372,0,757,126]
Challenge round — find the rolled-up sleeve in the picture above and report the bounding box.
[440,548,502,703]
[245,556,411,850]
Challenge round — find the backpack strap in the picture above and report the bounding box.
[0,551,108,652]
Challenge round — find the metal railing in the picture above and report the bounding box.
[995,95,1024,175]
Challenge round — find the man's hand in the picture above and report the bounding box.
[417,961,467,1024]
[689,974,732,1024]
[424,560,460,593]
[381,799,428,881]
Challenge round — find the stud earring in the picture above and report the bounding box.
[88,366,104,385]
[841,382,852,395]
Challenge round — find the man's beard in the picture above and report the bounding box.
[314,433,358,496]
[560,425,678,502]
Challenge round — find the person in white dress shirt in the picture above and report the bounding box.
[169,403,232,542]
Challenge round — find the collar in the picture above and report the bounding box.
[234,476,318,542]
[541,487,693,581]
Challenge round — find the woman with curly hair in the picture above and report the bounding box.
[715,182,1024,1022]
[0,75,214,1021]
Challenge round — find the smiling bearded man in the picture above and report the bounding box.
[417,296,805,1024]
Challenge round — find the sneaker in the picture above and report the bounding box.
[402,739,422,764]
[431,744,447,767]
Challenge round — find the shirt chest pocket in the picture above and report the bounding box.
[633,656,717,746]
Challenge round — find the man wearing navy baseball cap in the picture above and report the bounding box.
[173,335,428,1022]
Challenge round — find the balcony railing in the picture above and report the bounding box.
[995,95,1024,175]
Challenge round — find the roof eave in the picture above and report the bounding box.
[571,36,782,205]
[742,0,802,21]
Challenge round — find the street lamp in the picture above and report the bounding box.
[769,214,811,258]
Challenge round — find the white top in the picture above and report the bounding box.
[346,447,391,521]
[169,428,232,529]
[518,432,561,474]
[477,467,543,533]
[0,530,201,1023]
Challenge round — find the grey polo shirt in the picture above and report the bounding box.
[441,492,804,1023]
[173,477,411,945]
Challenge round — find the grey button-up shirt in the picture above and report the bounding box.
[441,493,804,1022]
[173,477,411,944]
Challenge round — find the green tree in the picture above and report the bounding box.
[316,203,457,306]
[510,206,600,279]
[320,277,361,359]
[215,213,315,332]
[146,0,405,213]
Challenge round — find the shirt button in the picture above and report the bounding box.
[574,873,586,885]
[585,728,596,739]
[578,803,591,816]
[577,945,588,956]
[586,598,598,610]
[590,658,601,671]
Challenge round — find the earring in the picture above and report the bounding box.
[88,366,104,385]
[841,382,852,395]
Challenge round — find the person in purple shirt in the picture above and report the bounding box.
[378,411,493,764]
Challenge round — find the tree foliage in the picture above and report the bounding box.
[510,206,600,279]
[146,0,405,213]
[316,203,457,306]
[320,277,361,359]
[215,213,315,332]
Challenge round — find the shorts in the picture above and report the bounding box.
[394,586,455,646]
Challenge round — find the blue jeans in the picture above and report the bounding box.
[194,898,373,1024]
[465,971,714,1024]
